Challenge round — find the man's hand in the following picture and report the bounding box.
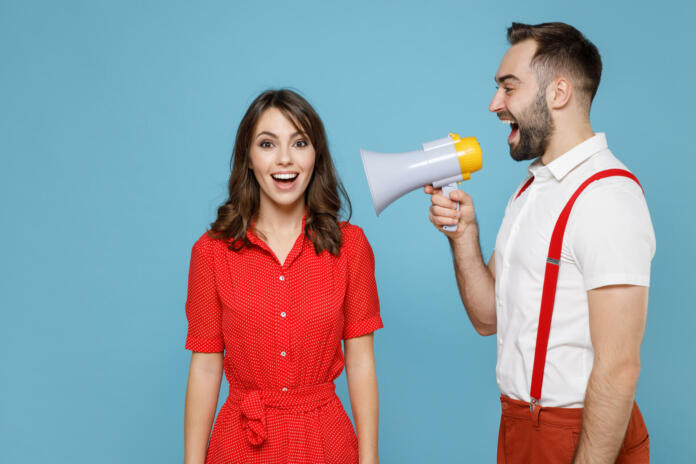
[424,185,477,239]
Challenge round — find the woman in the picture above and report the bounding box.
[184,89,382,464]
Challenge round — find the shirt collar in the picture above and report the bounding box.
[528,133,608,181]
[246,212,308,266]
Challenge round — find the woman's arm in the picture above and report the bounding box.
[184,352,224,464]
[344,333,379,464]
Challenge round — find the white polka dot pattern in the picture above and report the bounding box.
[185,220,382,463]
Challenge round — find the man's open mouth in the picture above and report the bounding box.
[502,119,519,143]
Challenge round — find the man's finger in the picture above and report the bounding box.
[431,205,460,219]
[446,189,473,205]
[430,212,458,227]
[431,192,458,209]
[425,185,442,195]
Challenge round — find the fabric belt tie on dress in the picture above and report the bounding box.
[227,382,337,446]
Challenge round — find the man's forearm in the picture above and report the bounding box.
[449,225,496,335]
[573,363,640,463]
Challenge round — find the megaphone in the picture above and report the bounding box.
[360,133,482,231]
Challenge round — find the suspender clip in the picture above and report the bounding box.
[546,257,560,266]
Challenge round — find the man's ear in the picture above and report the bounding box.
[549,77,572,109]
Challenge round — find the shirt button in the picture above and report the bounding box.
[280,351,287,357]
[280,312,287,318]
[279,275,285,281]
[504,261,510,269]
[513,224,520,232]
[282,387,288,392]
[499,338,503,345]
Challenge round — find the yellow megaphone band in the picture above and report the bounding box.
[449,133,482,180]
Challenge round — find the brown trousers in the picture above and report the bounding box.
[497,396,650,463]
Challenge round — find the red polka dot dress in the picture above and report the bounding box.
[185,219,383,464]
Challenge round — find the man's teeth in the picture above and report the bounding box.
[272,173,298,180]
[501,120,513,124]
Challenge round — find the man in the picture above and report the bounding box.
[426,23,655,463]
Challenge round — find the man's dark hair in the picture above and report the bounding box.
[507,22,602,109]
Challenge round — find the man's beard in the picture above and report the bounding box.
[507,89,554,162]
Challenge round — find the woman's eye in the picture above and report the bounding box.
[259,140,274,148]
[294,140,308,148]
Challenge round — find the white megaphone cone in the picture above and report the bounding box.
[360,133,482,231]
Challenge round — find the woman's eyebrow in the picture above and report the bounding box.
[255,131,277,140]
[255,131,307,140]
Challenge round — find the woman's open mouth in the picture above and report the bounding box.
[271,172,299,190]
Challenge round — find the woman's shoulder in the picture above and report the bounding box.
[191,231,229,259]
[339,221,371,251]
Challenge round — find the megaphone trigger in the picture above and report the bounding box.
[441,182,460,232]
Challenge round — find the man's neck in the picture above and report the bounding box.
[541,121,595,165]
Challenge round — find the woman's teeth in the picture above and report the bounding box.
[272,173,299,182]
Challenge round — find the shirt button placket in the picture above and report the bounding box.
[278,269,292,390]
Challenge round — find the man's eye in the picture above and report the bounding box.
[259,140,274,148]
[504,87,513,94]
[294,140,308,148]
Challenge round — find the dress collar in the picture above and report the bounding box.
[246,212,308,268]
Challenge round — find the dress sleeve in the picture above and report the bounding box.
[568,183,656,291]
[343,227,383,339]
[184,237,224,352]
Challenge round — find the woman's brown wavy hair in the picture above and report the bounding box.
[208,89,351,255]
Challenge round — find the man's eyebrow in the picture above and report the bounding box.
[495,74,520,84]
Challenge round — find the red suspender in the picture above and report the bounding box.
[526,169,643,412]
[516,176,535,199]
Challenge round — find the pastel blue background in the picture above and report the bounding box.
[1,0,694,462]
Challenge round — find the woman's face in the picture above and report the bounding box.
[249,107,316,212]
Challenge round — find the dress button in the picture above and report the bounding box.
[279,275,285,281]
[280,351,287,357]
[280,312,287,318]
[282,387,288,392]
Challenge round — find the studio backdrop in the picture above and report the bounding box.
[1,0,694,462]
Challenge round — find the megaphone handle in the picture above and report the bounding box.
[441,182,459,232]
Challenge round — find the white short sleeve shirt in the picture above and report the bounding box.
[494,133,656,408]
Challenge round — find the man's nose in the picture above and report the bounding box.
[489,88,504,113]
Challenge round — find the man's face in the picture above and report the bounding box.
[489,39,554,161]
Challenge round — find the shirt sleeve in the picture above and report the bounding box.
[568,182,656,291]
[184,236,224,352]
[342,227,383,339]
